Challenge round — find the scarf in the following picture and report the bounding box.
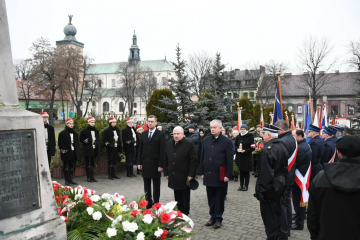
[240,131,248,136]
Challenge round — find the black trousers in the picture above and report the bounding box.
[47,150,52,168]
[174,188,191,215]
[125,148,136,166]
[85,156,95,168]
[260,200,280,240]
[277,186,292,237]
[292,184,306,228]
[107,149,118,167]
[253,154,260,173]
[63,160,75,183]
[206,185,226,222]
[240,171,250,187]
[143,177,161,208]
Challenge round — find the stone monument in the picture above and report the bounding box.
[0,1,66,239]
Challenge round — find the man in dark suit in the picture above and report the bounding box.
[122,117,139,177]
[137,115,166,209]
[41,112,56,168]
[164,126,198,215]
[200,119,233,229]
[308,125,324,183]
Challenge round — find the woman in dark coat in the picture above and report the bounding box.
[235,124,255,191]
[80,116,100,183]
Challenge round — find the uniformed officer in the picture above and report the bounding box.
[58,118,80,185]
[103,117,122,180]
[308,124,324,183]
[40,112,56,168]
[320,126,336,166]
[334,124,345,139]
[122,118,139,177]
[80,116,100,183]
[255,124,289,240]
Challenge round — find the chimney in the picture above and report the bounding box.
[235,68,240,72]
[335,70,339,74]
[319,71,325,74]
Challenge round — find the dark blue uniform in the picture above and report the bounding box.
[321,139,336,166]
[309,136,324,183]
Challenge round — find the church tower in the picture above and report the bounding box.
[56,15,84,51]
[128,31,140,63]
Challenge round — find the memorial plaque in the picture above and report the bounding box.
[0,130,40,220]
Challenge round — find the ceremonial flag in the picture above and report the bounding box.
[273,83,283,124]
[269,112,274,125]
[237,107,243,131]
[294,163,312,207]
[290,114,295,130]
[303,103,311,142]
[285,111,289,125]
[313,108,319,127]
[260,108,264,128]
[143,120,148,131]
[322,104,328,127]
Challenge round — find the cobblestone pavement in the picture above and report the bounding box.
[54,172,310,240]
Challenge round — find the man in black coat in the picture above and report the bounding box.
[320,126,337,166]
[41,112,56,168]
[275,120,298,237]
[80,116,100,183]
[164,126,198,215]
[307,136,360,240]
[308,124,324,183]
[58,118,80,185]
[199,119,233,229]
[187,124,201,176]
[291,129,311,231]
[255,125,288,240]
[137,115,166,209]
[122,118,139,177]
[103,117,122,180]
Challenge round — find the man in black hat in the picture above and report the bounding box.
[200,119,233,229]
[307,135,360,240]
[320,126,337,166]
[164,126,198,215]
[255,124,289,240]
[308,124,324,183]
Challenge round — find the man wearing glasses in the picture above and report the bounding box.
[137,115,166,209]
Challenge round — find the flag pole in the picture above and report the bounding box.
[309,88,314,122]
[277,71,283,118]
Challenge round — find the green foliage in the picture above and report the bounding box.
[146,88,176,123]
[263,106,274,124]
[252,103,261,127]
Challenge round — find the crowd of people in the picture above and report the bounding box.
[41,111,360,240]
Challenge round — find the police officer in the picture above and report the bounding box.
[103,117,122,180]
[80,116,100,183]
[255,124,288,240]
[320,126,336,166]
[275,120,298,237]
[58,118,80,185]
[308,125,324,183]
[334,124,345,139]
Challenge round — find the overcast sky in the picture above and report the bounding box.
[6,0,360,73]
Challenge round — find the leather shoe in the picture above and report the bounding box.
[242,186,248,191]
[291,224,304,230]
[213,221,222,229]
[205,218,215,226]
[238,186,243,191]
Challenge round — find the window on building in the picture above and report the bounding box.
[227,93,232,98]
[112,79,116,87]
[348,105,355,115]
[98,80,102,88]
[134,110,137,115]
[134,102,137,108]
[233,93,239,99]
[331,105,338,116]
[245,80,251,85]
[84,81,89,88]
[103,102,109,112]
[243,92,248,98]
[92,101,96,106]
[250,92,254,98]
[119,102,125,112]
[162,77,167,86]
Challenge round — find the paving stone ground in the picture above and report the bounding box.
[54,172,310,240]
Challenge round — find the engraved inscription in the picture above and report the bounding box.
[0,130,40,220]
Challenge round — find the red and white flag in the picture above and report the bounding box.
[260,108,264,128]
[290,114,295,130]
[269,112,274,125]
[329,148,337,163]
[285,111,289,125]
[237,107,243,131]
[294,162,312,207]
[288,137,298,172]
[143,120,148,131]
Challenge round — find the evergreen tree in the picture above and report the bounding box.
[233,97,254,126]
[146,88,176,123]
[253,103,261,127]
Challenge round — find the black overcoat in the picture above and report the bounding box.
[164,138,198,190]
[295,139,311,176]
[58,127,80,162]
[80,125,100,157]
[234,132,255,171]
[45,124,56,156]
[122,125,139,153]
[307,157,360,240]
[255,138,289,202]
[137,129,166,179]
[199,133,233,187]
[309,136,324,182]
[320,138,336,166]
[103,125,122,155]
